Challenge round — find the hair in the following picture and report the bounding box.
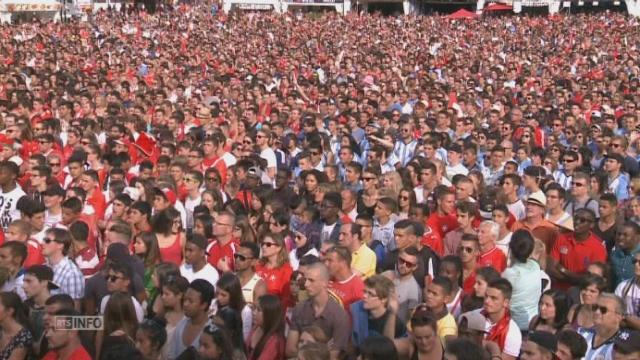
[134,232,161,268]
[326,245,352,265]
[216,273,246,313]
[45,228,73,256]
[410,310,438,331]
[154,262,180,292]
[358,336,399,360]
[0,241,27,266]
[250,295,285,360]
[201,324,235,360]
[44,293,75,309]
[556,329,588,359]
[509,229,535,263]
[440,255,463,286]
[298,342,330,360]
[103,292,139,339]
[364,275,394,301]
[137,317,167,354]
[188,279,215,308]
[538,289,569,330]
[487,278,513,300]
[480,220,500,240]
[599,292,625,314]
[108,220,133,244]
[69,221,89,244]
[240,241,260,259]
[61,196,83,214]
[600,193,618,207]
[234,216,257,244]
[259,232,288,268]
[0,292,29,329]
[445,338,487,360]
[151,207,181,235]
[579,274,607,294]
[430,276,453,296]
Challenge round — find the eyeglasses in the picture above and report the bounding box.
[261,242,278,248]
[563,159,575,163]
[43,238,58,244]
[459,246,475,254]
[399,196,409,200]
[398,257,417,268]
[234,253,253,261]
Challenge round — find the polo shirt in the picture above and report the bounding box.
[611,245,640,286]
[290,296,351,352]
[551,232,607,288]
[329,273,364,311]
[351,243,376,279]
[427,211,459,239]
[477,247,507,273]
[207,238,239,272]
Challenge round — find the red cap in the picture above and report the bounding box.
[134,132,155,157]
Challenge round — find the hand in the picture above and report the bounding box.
[483,340,502,357]
[217,256,231,273]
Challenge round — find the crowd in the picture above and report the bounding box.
[0,3,639,360]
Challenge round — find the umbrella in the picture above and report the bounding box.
[446,8,478,19]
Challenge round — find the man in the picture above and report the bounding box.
[343,161,363,192]
[545,184,574,231]
[393,120,418,167]
[41,309,92,360]
[611,222,640,287]
[78,170,106,220]
[168,279,214,359]
[340,189,359,223]
[443,201,477,256]
[578,293,626,360]
[415,161,438,204]
[604,153,630,201]
[338,223,376,279]
[520,331,557,360]
[103,220,144,278]
[43,184,65,229]
[427,187,458,239]
[501,174,525,220]
[0,241,27,299]
[63,156,84,190]
[474,278,522,360]
[234,241,266,304]
[459,234,480,295]
[286,262,351,359]
[555,151,580,190]
[566,172,600,217]
[512,193,559,252]
[99,261,144,322]
[320,192,342,245]
[482,146,505,186]
[556,329,588,360]
[383,246,421,323]
[207,211,238,273]
[127,201,152,236]
[476,220,507,273]
[180,234,219,287]
[356,214,385,270]
[351,274,407,346]
[256,128,277,182]
[594,194,620,254]
[69,221,99,278]
[549,208,607,289]
[0,160,26,232]
[42,228,84,309]
[446,144,468,180]
[183,170,203,231]
[608,136,639,178]
[152,185,187,227]
[454,176,476,204]
[30,165,50,205]
[326,245,364,311]
[373,197,397,251]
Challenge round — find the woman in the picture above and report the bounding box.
[247,295,286,360]
[198,324,236,360]
[133,231,162,301]
[232,216,257,244]
[201,190,224,217]
[194,214,215,240]
[135,317,167,360]
[149,262,181,318]
[358,336,398,360]
[161,276,189,359]
[567,274,607,329]
[467,170,485,199]
[397,187,416,220]
[392,312,442,360]
[214,273,252,345]
[382,172,403,200]
[461,266,501,313]
[152,208,186,266]
[86,143,103,171]
[289,231,319,271]
[529,289,570,334]
[590,171,608,200]
[301,170,327,205]
[98,292,140,360]
[502,229,541,330]
[0,292,32,360]
[255,233,293,307]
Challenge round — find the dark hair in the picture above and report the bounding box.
[0,241,27,266]
[194,214,214,239]
[487,278,513,300]
[0,292,29,329]
[134,232,161,268]
[556,329,587,359]
[45,294,75,309]
[509,229,535,263]
[537,289,569,330]
[358,336,398,360]
[162,275,189,297]
[445,338,487,360]
[151,207,181,235]
[239,241,260,259]
[430,276,453,296]
[216,273,246,313]
[440,255,463,286]
[189,279,215,307]
[69,221,89,243]
[476,266,501,285]
[202,324,235,360]
[251,295,285,360]
[138,317,167,353]
[103,292,138,340]
[579,274,607,293]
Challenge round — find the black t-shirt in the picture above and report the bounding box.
[368,310,407,339]
[593,221,618,254]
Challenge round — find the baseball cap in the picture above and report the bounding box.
[43,184,65,197]
[247,166,262,179]
[459,311,488,333]
[154,186,177,205]
[528,331,558,353]
[527,192,547,207]
[26,264,59,290]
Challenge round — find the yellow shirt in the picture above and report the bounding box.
[351,243,376,279]
[436,313,458,344]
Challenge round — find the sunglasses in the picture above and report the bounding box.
[594,305,615,315]
[43,238,57,244]
[398,257,417,268]
[234,253,252,261]
[261,242,278,248]
[459,246,475,254]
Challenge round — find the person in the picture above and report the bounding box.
[23,265,57,343]
[0,292,33,360]
[612,330,640,360]
[207,211,238,274]
[472,278,522,360]
[132,232,162,301]
[477,221,507,273]
[41,309,92,360]
[5,220,44,268]
[197,323,235,360]
[443,201,477,257]
[545,184,574,231]
[556,329,588,360]
[325,245,364,312]
[42,228,84,309]
[511,192,559,253]
[594,194,620,254]
[99,261,145,322]
[286,262,350,359]
[234,241,267,304]
[168,279,215,359]
[578,293,626,360]
[439,255,464,319]
[0,241,27,300]
[502,229,541,331]
[566,172,600,217]
[358,336,399,360]
[160,275,189,359]
[338,222,376,279]
[0,161,27,233]
[152,208,186,266]
[529,289,570,334]
[98,292,140,360]
[255,232,293,306]
[180,233,219,287]
[421,276,458,343]
[459,234,480,296]
[351,274,406,346]
[549,209,607,289]
[247,294,286,360]
[391,311,444,359]
[211,273,249,351]
[520,331,558,360]
[383,247,421,322]
[616,250,640,330]
[611,222,640,288]
[135,317,168,360]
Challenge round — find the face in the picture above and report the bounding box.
[483,287,508,315]
[135,329,155,358]
[581,284,600,305]
[184,242,203,265]
[520,341,551,360]
[617,226,638,251]
[555,342,574,360]
[106,270,129,293]
[45,326,71,351]
[573,211,595,235]
[593,297,622,329]
[412,325,438,353]
[425,284,448,309]
[198,333,222,360]
[161,288,182,309]
[260,236,282,259]
[22,274,47,299]
[233,247,255,272]
[397,252,418,276]
[303,268,326,298]
[440,194,456,213]
[599,200,615,218]
[474,276,489,297]
[183,288,205,318]
[539,294,556,321]
[216,289,230,307]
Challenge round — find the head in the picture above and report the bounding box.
[183,279,215,319]
[483,278,512,316]
[363,275,394,311]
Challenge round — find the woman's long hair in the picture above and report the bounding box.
[0,292,30,330]
[103,292,139,339]
[251,295,285,360]
[216,273,246,313]
[135,231,161,268]
[259,232,288,268]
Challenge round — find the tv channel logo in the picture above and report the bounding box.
[54,316,104,331]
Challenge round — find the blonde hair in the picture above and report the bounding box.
[383,172,403,199]
[531,238,547,269]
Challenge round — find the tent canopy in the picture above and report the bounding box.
[446,8,477,19]
[0,0,61,12]
[484,2,513,10]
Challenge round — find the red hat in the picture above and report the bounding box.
[133,132,156,157]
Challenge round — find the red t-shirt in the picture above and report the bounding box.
[255,262,293,307]
[421,225,443,257]
[427,212,459,239]
[24,240,45,268]
[87,188,106,221]
[329,273,364,311]
[207,238,239,272]
[42,345,92,360]
[462,270,477,296]
[477,247,507,273]
[550,232,607,289]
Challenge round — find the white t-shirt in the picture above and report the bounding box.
[615,279,640,318]
[0,186,25,232]
[446,163,469,180]
[100,294,145,322]
[507,199,526,221]
[184,195,202,230]
[180,262,219,288]
[475,309,522,357]
[260,148,277,170]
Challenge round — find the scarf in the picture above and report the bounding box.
[482,309,512,351]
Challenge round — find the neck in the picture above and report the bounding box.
[312,291,329,308]
[610,170,620,179]
[190,311,209,326]
[34,291,51,306]
[237,268,255,283]
[463,260,477,270]
[218,234,231,245]
[377,215,389,224]
[488,308,506,323]
[188,189,200,198]
[324,216,338,225]
[479,242,495,253]
[334,269,353,282]
[601,215,615,223]
[596,325,619,340]
[2,182,16,193]
[548,207,564,216]
[49,205,62,214]
[575,231,590,241]
[48,253,65,265]
[192,258,206,272]
[526,216,543,227]
[370,304,387,319]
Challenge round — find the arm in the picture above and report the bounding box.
[383,292,399,340]
[253,279,267,303]
[7,347,27,360]
[546,256,582,285]
[285,330,300,359]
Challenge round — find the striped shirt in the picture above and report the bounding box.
[578,327,622,360]
[50,256,85,300]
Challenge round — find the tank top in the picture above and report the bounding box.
[159,233,183,265]
[242,273,262,304]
